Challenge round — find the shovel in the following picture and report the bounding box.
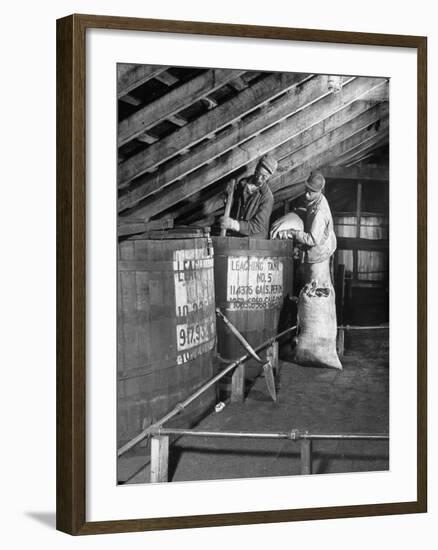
[215,308,277,402]
[220,179,236,237]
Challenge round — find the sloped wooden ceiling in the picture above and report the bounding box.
[117,64,389,229]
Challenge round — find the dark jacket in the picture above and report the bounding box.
[231,177,274,239]
[294,194,337,263]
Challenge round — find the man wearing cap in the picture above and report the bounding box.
[219,154,276,239]
[278,170,337,283]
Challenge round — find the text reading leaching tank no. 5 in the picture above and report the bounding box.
[227,256,284,310]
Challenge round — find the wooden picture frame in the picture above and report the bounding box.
[56,13,427,535]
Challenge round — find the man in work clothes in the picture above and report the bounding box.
[278,170,337,284]
[219,154,277,239]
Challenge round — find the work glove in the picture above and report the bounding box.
[219,216,240,232]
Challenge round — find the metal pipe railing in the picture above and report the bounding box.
[149,428,389,481]
[156,427,389,441]
[118,322,389,457]
[118,324,297,457]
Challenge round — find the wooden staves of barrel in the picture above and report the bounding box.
[212,237,294,372]
[117,234,216,449]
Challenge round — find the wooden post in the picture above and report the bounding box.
[353,182,363,282]
[150,435,169,483]
[356,182,363,239]
[336,264,346,356]
[300,438,313,475]
[337,327,345,357]
[267,342,280,387]
[231,365,245,403]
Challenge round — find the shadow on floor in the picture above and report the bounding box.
[168,445,388,480]
[25,511,56,529]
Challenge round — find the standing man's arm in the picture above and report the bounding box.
[279,211,326,247]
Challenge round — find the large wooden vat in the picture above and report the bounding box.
[118,236,216,448]
[212,237,294,368]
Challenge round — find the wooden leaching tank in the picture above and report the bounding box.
[117,234,216,448]
[212,237,294,373]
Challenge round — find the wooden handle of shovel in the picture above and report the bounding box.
[220,178,236,237]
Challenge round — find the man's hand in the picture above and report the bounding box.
[220,216,240,232]
[277,229,297,240]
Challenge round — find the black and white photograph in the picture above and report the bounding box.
[116,64,390,485]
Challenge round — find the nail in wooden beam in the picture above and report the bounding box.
[150,435,169,483]
[300,438,312,475]
[231,365,245,403]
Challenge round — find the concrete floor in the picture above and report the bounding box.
[119,330,389,484]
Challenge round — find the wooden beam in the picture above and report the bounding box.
[353,182,363,278]
[118,218,174,237]
[168,114,187,127]
[345,153,375,167]
[118,72,311,187]
[119,94,142,107]
[337,237,389,251]
[201,97,218,110]
[150,435,169,483]
[142,106,388,222]
[332,135,388,166]
[188,109,388,219]
[230,76,249,91]
[156,184,226,223]
[117,64,169,98]
[154,71,179,86]
[356,182,362,238]
[272,121,389,203]
[322,165,388,181]
[271,115,389,194]
[341,145,386,167]
[136,133,158,144]
[118,68,246,146]
[333,136,388,166]
[365,82,389,102]
[271,104,388,186]
[120,73,331,208]
[119,77,387,214]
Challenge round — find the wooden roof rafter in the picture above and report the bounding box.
[118,68,247,146]
[272,124,389,204]
[117,64,170,98]
[118,71,313,187]
[333,136,389,166]
[176,108,389,224]
[122,79,388,221]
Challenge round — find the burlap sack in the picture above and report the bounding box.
[270,212,304,239]
[294,281,342,370]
